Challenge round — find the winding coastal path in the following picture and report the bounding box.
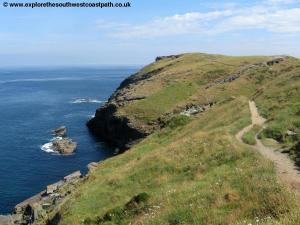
[236,101,300,195]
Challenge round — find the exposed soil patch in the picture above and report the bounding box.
[236,101,300,195]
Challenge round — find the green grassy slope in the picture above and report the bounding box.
[118,53,273,124]
[254,58,300,164]
[242,125,262,145]
[47,53,300,225]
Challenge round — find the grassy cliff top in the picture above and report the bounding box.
[116,54,299,129]
[45,53,300,225]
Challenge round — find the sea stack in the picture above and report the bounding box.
[51,126,77,155]
[52,138,77,155]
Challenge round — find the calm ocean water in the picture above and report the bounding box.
[0,66,138,214]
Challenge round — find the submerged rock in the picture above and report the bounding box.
[52,138,77,155]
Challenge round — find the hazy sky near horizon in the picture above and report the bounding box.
[0,0,300,66]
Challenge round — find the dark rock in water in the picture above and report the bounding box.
[52,138,77,155]
[48,126,78,155]
[87,104,146,152]
[53,126,67,137]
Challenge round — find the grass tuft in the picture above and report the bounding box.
[242,125,262,145]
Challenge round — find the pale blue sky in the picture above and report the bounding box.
[0,0,300,66]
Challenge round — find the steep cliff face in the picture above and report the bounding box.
[87,104,146,151]
[87,54,203,150]
[87,65,161,150]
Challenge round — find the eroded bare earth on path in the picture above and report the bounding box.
[237,101,300,195]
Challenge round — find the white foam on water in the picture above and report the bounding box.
[70,98,85,104]
[0,77,99,85]
[41,142,55,153]
[50,137,63,141]
[41,137,62,153]
[89,99,103,103]
[70,98,103,104]
[88,114,95,119]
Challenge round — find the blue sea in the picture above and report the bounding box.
[0,66,138,214]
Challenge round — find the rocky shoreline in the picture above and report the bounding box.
[0,125,96,225]
[0,65,153,224]
[0,162,100,225]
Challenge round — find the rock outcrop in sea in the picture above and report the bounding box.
[87,104,146,152]
[42,126,77,155]
[52,138,77,155]
[52,126,67,137]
